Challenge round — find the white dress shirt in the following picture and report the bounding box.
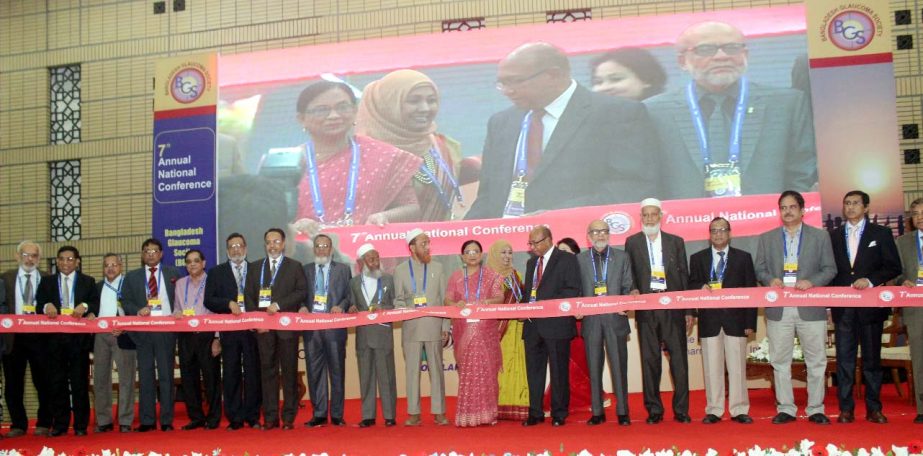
[540,79,578,148]
[99,275,124,317]
[14,267,39,315]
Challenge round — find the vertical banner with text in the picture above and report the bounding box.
[153,53,219,268]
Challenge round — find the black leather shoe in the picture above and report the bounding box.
[331,418,346,426]
[915,414,923,424]
[161,424,174,431]
[866,410,888,424]
[95,424,114,433]
[384,419,396,427]
[522,416,545,426]
[227,422,243,431]
[282,423,294,430]
[135,424,156,432]
[119,425,132,433]
[552,418,565,426]
[646,414,663,424]
[205,423,220,430]
[702,414,721,424]
[808,413,831,425]
[587,415,606,425]
[617,415,631,426]
[731,414,753,424]
[262,422,278,431]
[246,421,262,429]
[837,411,855,423]
[359,419,375,428]
[674,413,691,423]
[49,429,67,437]
[75,430,87,436]
[182,422,204,431]
[772,413,796,424]
[305,417,327,428]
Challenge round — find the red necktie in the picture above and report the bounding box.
[535,255,544,290]
[527,109,545,179]
[147,266,158,298]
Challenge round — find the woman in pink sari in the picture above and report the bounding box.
[445,240,504,427]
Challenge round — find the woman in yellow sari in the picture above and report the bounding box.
[486,240,529,420]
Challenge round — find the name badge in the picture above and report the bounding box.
[916,268,923,286]
[783,262,798,287]
[22,305,36,315]
[413,295,427,308]
[704,163,742,198]
[61,307,74,316]
[466,318,481,323]
[650,266,667,291]
[182,308,195,316]
[530,288,537,302]
[148,298,163,316]
[258,288,272,308]
[502,180,528,218]
[708,281,723,290]
[593,282,608,296]
[312,294,328,313]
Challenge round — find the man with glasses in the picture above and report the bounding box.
[466,42,659,220]
[644,21,817,199]
[688,217,757,425]
[1,241,53,437]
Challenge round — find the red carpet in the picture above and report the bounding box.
[1,386,920,455]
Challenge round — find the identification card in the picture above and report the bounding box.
[783,262,798,287]
[593,281,608,296]
[312,294,328,313]
[23,305,35,315]
[708,281,723,290]
[236,293,244,304]
[704,163,742,198]
[502,180,528,218]
[413,295,427,308]
[466,318,481,323]
[61,307,74,316]
[258,288,272,309]
[182,308,195,317]
[530,288,537,302]
[148,298,163,316]
[650,266,667,291]
[916,268,923,286]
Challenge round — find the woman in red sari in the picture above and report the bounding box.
[444,240,504,427]
[291,80,422,238]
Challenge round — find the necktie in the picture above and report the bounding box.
[705,94,729,163]
[317,264,326,293]
[147,266,158,298]
[23,272,33,306]
[716,251,726,279]
[236,264,244,293]
[593,251,603,280]
[62,276,71,309]
[526,109,545,178]
[270,259,277,278]
[535,255,544,290]
[849,225,860,266]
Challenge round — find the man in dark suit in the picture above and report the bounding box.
[121,238,181,432]
[644,21,816,200]
[829,190,901,424]
[300,234,351,428]
[465,42,659,220]
[755,190,836,425]
[2,240,53,438]
[688,217,757,425]
[577,219,633,426]
[521,226,581,427]
[894,197,923,424]
[244,227,307,430]
[625,198,693,424]
[204,233,262,430]
[348,243,398,428]
[35,246,97,437]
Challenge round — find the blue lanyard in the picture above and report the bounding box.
[530,256,543,301]
[686,78,749,165]
[844,221,865,261]
[916,231,923,265]
[782,228,804,260]
[710,251,728,282]
[591,248,609,283]
[409,261,427,295]
[104,276,124,300]
[234,263,247,294]
[146,268,162,299]
[505,274,522,302]
[512,111,535,180]
[19,273,36,303]
[304,138,360,223]
[362,277,382,305]
[419,145,462,210]
[315,265,329,295]
[184,275,207,311]
[260,256,283,288]
[463,266,484,302]
[646,237,660,268]
[57,274,76,308]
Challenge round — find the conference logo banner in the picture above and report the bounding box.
[4,286,919,333]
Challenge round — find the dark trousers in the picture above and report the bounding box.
[179,332,222,426]
[256,331,299,426]
[48,335,91,432]
[2,334,53,431]
[583,318,630,416]
[524,332,570,420]
[221,330,261,426]
[637,310,689,416]
[135,332,177,426]
[835,310,885,412]
[304,329,347,420]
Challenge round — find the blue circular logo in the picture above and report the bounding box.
[170,68,206,104]
[828,10,875,51]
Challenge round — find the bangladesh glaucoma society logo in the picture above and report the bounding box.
[826,9,877,51]
[459,308,473,317]
[658,296,672,306]
[765,290,779,303]
[879,290,894,303]
[366,313,378,321]
[279,315,292,327]
[1,318,12,329]
[602,212,632,235]
[97,320,109,330]
[559,301,572,312]
[188,318,200,328]
[170,67,206,104]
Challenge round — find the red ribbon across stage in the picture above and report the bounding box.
[2,286,920,333]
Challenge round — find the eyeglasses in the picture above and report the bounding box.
[228,243,245,249]
[496,69,548,91]
[315,244,331,249]
[20,252,39,259]
[57,256,77,263]
[463,250,481,256]
[588,229,609,236]
[709,228,730,234]
[143,249,161,255]
[686,42,746,57]
[843,200,865,207]
[265,239,284,245]
[527,236,549,247]
[302,102,355,119]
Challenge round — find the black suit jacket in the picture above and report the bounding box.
[688,246,758,337]
[244,256,307,339]
[121,264,181,345]
[624,230,692,320]
[205,261,244,315]
[521,248,581,340]
[465,85,661,219]
[830,221,901,324]
[35,272,97,350]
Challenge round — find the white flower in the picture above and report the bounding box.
[799,439,816,453]
[39,447,56,456]
[577,451,594,456]
[785,449,800,456]
[891,446,908,456]
[680,450,694,456]
[857,449,870,456]
[826,443,841,456]
[618,451,636,456]
[748,445,764,456]
[869,447,885,456]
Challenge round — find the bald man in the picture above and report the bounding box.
[644,21,816,200]
[466,42,660,220]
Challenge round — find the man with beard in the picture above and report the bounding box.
[300,234,351,427]
[644,21,816,199]
[755,190,836,425]
[1,241,53,437]
[625,198,694,424]
[204,233,261,430]
[393,229,449,426]
[348,243,398,428]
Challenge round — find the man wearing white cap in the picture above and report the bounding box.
[625,198,694,425]
[393,228,450,426]
[348,243,398,428]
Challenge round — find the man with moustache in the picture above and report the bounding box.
[204,233,261,430]
[894,197,923,424]
[36,246,97,437]
[577,220,634,426]
[348,243,398,428]
[688,217,757,425]
[89,254,137,434]
[466,42,658,220]
[1,240,53,437]
[244,228,307,430]
[121,238,182,432]
[625,198,694,424]
[300,234,351,428]
[174,249,222,430]
[829,190,900,424]
[755,190,836,425]
[644,21,816,199]
[393,228,450,426]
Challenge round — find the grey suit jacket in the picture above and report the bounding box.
[755,223,836,321]
[644,81,817,200]
[349,274,395,350]
[121,263,181,344]
[1,268,49,353]
[894,231,923,321]
[577,246,633,336]
[624,231,692,321]
[393,258,448,343]
[303,260,351,313]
